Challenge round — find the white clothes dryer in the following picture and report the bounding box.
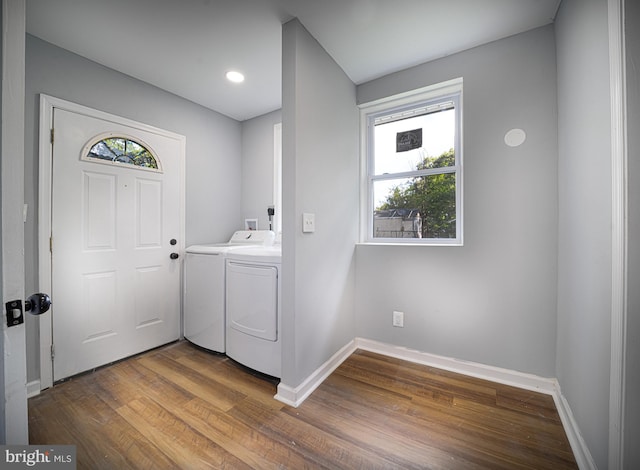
[225,243,281,377]
[184,230,274,352]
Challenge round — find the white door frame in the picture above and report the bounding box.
[37,95,186,390]
[1,0,27,444]
[608,0,628,467]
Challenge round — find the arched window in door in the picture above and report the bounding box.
[82,134,162,172]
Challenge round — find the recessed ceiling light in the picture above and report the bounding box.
[226,71,245,83]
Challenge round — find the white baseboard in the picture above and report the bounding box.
[552,385,598,470]
[274,339,357,407]
[355,338,596,470]
[355,338,558,393]
[355,338,597,470]
[275,336,595,469]
[27,380,41,398]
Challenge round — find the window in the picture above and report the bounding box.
[82,134,161,172]
[273,122,282,234]
[360,79,463,245]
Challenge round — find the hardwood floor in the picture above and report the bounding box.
[29,341,578,469]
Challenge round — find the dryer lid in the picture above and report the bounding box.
[228,230,275,245]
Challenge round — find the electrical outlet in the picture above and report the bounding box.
[392,311,404,328]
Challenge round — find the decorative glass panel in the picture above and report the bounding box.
[86,137,158,170]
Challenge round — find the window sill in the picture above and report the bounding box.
[356,241,463,247]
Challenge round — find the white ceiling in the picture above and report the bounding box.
[26,0,561,122]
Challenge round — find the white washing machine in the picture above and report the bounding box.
[225,242,282,377]
[183,230,274,352]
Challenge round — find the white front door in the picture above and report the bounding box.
[50,107,183,381]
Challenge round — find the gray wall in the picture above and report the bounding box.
[281,19,358,387]
[555,0,612,468]
[25,35,243,382]
[355,26,559,378]
[625,0,640,466]
[241,109,282,231]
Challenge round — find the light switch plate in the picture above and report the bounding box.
[302,212,315,233]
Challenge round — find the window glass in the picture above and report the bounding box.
[373,105,455,175]
[362,80,462,245]
[373,173,456,239]
[84,136,159,171]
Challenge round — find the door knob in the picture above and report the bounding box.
[25,293,51,315]
[170,253,179,260]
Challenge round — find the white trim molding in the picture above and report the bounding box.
[356,338,596,469]
[26,380,41,399]
[275,340,357,407]
[276,337,595,468]
[1,0,28,444]
[608,0,628,468]
[355,338,557,393]
[554,385,598,470]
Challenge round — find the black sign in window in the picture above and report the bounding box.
[396,128,422,152]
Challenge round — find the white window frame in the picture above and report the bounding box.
[273,122,282,235]
[359,78,463,245]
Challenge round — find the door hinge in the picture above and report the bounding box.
[49,236,53,253]
[50,344,55,360]
[50,128,54,144]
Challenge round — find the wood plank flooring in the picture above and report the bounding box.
[28,341,578,469]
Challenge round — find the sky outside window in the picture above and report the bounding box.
[373,108,455,208]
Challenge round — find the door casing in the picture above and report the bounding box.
[2,0,27,444]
